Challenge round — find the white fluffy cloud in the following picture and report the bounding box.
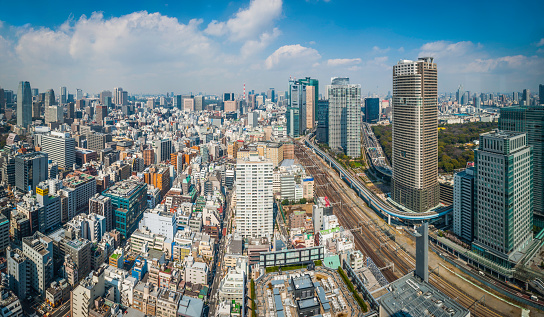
[419,40,478,59]
[264,44,321,70]
[241,28,281,57]
[417,40,544,91]
[327,58,361,66]
[205,0,282,41]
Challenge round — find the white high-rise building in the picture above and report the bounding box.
[327,77,361,158]
[41,132,76,169]
[45,105,63,124]
[153,138,172,163]
[235,154,273,238]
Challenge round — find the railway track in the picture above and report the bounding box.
[294,142,508,317]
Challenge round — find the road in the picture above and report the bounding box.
[208,188,234,316]
[51,301,70,317]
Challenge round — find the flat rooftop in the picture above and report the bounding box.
[104,180,146,198]
[378,273,470,317]
[291,274,314,290]
[297,297,319,309]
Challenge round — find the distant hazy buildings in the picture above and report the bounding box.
[327,77,361,158]
[473,131,533,267]
[391,58,439,213]
[17,81,32,128]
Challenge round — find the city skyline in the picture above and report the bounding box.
[0,0,543,95]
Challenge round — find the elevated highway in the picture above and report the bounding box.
[362,123,392,178]
[302,134,451,221]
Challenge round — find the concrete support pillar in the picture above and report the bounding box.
[388,214,391,225]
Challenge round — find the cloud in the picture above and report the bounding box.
[416,40,544,92]
[241,27,281,57]
[327,58,361,66]
[466,55,544,74]
[536,38,544,47]
[264,44,320,70]
[372,46,390,54]
[418,40,478,59]
[205,0,282,41]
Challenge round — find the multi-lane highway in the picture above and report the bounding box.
[361,122,392,176]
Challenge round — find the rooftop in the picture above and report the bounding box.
[378,273,470,317]
[104,180,146,198]
[291,274,314,290]
[297,297,319,309]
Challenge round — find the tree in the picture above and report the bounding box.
[281,199,289,206]
[299,198,307,204]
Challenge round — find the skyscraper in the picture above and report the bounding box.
[267,88,275,102]
[539,84,543,105]
[44,89,56,108]
[194,95,204,111]
[100,90,112,105]
[287,79,307,138]
[45,105,63,124]
[297,77,319,130]
[364,98,380,123]
[17,81,32,128]
[316,100,329,144]
[456,85,464,104]
[0,87,5,113]
[391,58,439,213]
[224,93,234,101]
[306,85,315,129]
[235,154,273,238]
[41,132,76,169]
[523,89,531,106]
[327,77,361,158]
[473,131,533,267]
[453,167,475,243]
[60,86,67,104]
[499,105,544,227]
[76,89,83,100]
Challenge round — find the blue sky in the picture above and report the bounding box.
[0,0,543,96]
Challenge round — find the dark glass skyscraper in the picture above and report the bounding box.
[539,84,543,105]
[316,100,329,144]
[287,79,306,138]
[17,81,32,128]
[364,98,380,123]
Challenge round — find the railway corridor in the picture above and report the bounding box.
[294,142,521,317]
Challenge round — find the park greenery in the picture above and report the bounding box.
[250,279,256,317]
[372,122,498,173]
[337,267,368,312]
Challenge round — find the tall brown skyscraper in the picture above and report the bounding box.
[391,57,439,212]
